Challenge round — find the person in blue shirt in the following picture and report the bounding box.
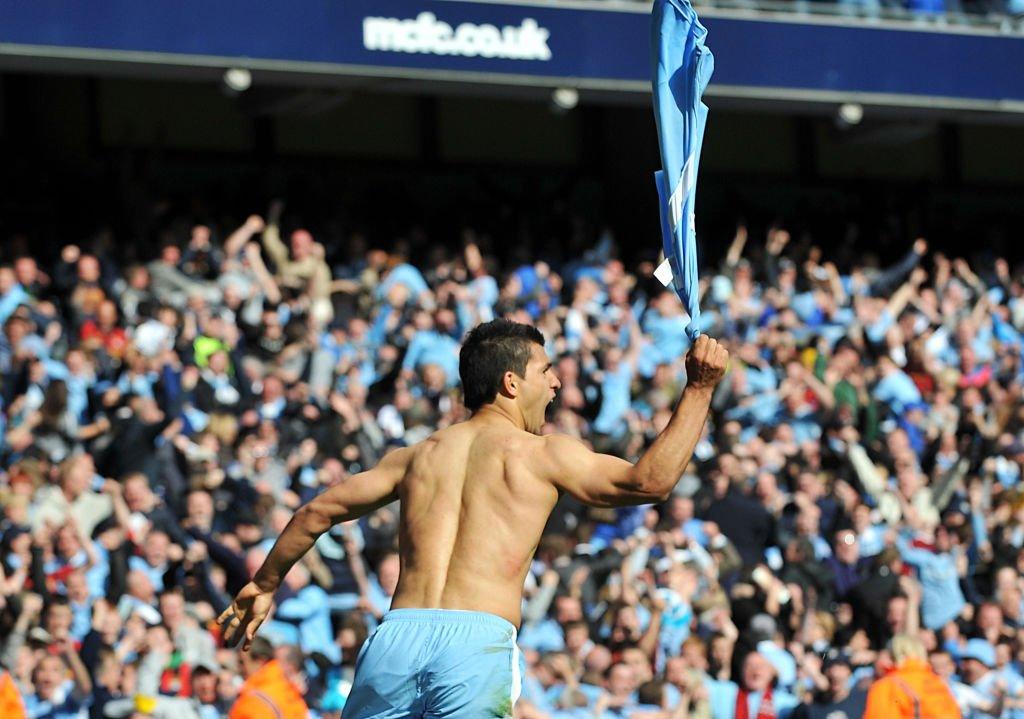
[0,266,30,326]
[895,527,966,631]
[592,350,635,439]
[873,356,923,416]
[263,564,340,664]
[508,262,563,320]
[592,662,641,719]
[521,652,578,714]
[957,638,1021,719]
[126,530,173,593]
[23,648,92,719]
[664,496,708,547]
[593,316,644,439]
[639,291,689,379]
[376,261,430,304]
[364,551,399,620]
[400,313,461,388]
[63,571,93,642]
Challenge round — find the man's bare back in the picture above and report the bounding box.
[218,329,728,653]
[216,322,726,719]
[389,421,561,626]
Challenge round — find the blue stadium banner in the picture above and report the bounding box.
[1,0,1023,109]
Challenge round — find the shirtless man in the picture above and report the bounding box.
[219,319,728,718]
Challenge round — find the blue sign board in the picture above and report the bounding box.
[1,0,1022,108]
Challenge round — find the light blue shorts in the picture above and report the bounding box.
[341,608,525,719]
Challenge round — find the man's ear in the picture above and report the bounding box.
[499,370,518,399]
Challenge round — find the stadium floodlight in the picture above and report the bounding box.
[551,87,579,112]
[837,102,864,127]
[223,68,253,94]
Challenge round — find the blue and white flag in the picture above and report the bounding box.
[651,0,713,340]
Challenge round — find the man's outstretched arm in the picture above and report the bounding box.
[541,336,728,507]
[218,446,412,649]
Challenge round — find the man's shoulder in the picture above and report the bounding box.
[400,424,519,479]
[422,420,543,453]
[528,433,603,479]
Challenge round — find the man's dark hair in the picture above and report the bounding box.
[637,679,665,707]
[43,596,71,625]
[45,595,71,613]
[248,636,275,661]
[459,320,544,411]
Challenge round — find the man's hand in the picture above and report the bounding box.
[217,581,275,651]
[185,542,208,565]
[684,336,729,391]
[20,592,44,620]
[167,543,185,564]
[246,215,266,234]
[838,425,860,446]
[61,244,81,264]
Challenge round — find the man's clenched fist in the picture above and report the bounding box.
[685,335,729,390]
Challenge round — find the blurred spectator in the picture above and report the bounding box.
[791,649,867,719]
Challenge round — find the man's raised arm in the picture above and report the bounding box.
[218,446,412,649]
[540,336,727,507]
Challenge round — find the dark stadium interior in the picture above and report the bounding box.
[2,73,1023,269]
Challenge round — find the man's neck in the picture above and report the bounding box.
[473,404,526,432]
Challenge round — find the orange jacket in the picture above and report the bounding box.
[0,671,26,719]
[229,660,309,719]
[864,658,961,719]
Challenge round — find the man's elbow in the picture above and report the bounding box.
[645,487,673,504]
[296,501,334,535]
[623,470,672,504]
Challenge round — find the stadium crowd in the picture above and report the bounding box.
[1,203,1023,719]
